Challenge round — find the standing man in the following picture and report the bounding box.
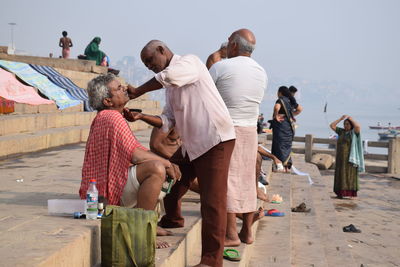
[209,29,267,246]
[127,40,236,267]
[59,31,73,59]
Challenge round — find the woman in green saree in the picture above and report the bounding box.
[84,37,106,65]
[330,115,362,198]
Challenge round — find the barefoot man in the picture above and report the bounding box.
[79,73,178,248]
[59,31,73,59]
[209,29,267,246]
[127,40,236,267]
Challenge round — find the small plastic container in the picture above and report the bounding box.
[48,199,87,216]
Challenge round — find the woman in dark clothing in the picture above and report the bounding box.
[271,86,302,172]
[329,115,362,198]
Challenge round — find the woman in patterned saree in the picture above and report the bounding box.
[330,115,363,198]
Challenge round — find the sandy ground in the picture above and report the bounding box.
[321,170,400,267]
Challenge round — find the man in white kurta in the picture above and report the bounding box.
[209,29,267,246]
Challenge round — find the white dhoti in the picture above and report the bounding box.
[226,126,258,213]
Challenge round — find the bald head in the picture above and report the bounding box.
[140,40,173,73]
[232,29,256,46]
[227,28,256,58]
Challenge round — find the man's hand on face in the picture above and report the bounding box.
[123,108,143,122]
[127,84,141,99]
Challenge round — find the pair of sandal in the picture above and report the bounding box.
[343,224,361,233]
[223,248,241,261]
[291,202,311,213]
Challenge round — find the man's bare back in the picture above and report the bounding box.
[59,37,72,49]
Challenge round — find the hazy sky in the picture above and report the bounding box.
[1,0,399,91]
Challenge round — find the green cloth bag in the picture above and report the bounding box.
[101,205,157,267]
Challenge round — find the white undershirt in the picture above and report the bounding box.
[209,56,267,127]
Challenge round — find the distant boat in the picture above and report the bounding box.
[323,102,327,113]
[369,125,400,130]
[378,129,400,140]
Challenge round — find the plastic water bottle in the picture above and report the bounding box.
[86,179,98,220]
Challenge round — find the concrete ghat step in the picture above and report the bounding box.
[1,104,160,137]
[156,196,202,267]
[290,167,329,266]
[0,125,90,158]
[249,164,292,267]
[12,102,83,114]
[292,157,357,267]
[220,161,272,267]
[0,112,96,136]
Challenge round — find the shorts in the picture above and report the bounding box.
[120,166,140,208]
[120,165,168,208]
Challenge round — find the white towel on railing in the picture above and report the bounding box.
[291,165,314,185]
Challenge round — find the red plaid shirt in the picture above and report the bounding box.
[79,110,146,205]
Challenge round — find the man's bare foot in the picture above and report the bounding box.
[253,207,265,224]
[156,240,170,249]
[238,228,254,244]
[157,226,173,236]
[257,188,268,201]
[224,237,241,247]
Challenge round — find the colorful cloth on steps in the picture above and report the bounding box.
[0,60,81,110]
[0,68,54,106]
[0,96,14,114]
[29,64,92,111]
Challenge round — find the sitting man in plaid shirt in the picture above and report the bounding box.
[79,73,178,248]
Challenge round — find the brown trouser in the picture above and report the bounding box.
[159,140,235,267]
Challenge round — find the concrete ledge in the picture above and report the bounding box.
[0,53,107,74]
[249,162,292,267]
[11,103,83,114]
[0,125,89,158]
[0,112,96,136]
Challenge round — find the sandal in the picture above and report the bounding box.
[265,209,285,216]
[291,202,311,212]
[343,224,361,233]
[223,248,241,261]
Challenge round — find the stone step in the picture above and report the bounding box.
[0,125,89,158]
[249,164,292,267]
[0,53,107,74]
[54,68,129,90]
[249,155,357,267]
[290,169,329,266]
[12,102,83,114]
[0,119,160,159]
[0,111,96,136]
[296,159,357,267]
[0,103,160,136]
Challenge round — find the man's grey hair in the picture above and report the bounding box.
[87,73,116,111]
[232,34,255,54]
[220,42,228,49]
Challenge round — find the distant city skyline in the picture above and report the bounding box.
[1,0,399,94]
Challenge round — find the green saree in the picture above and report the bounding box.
[334,127,359,197]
